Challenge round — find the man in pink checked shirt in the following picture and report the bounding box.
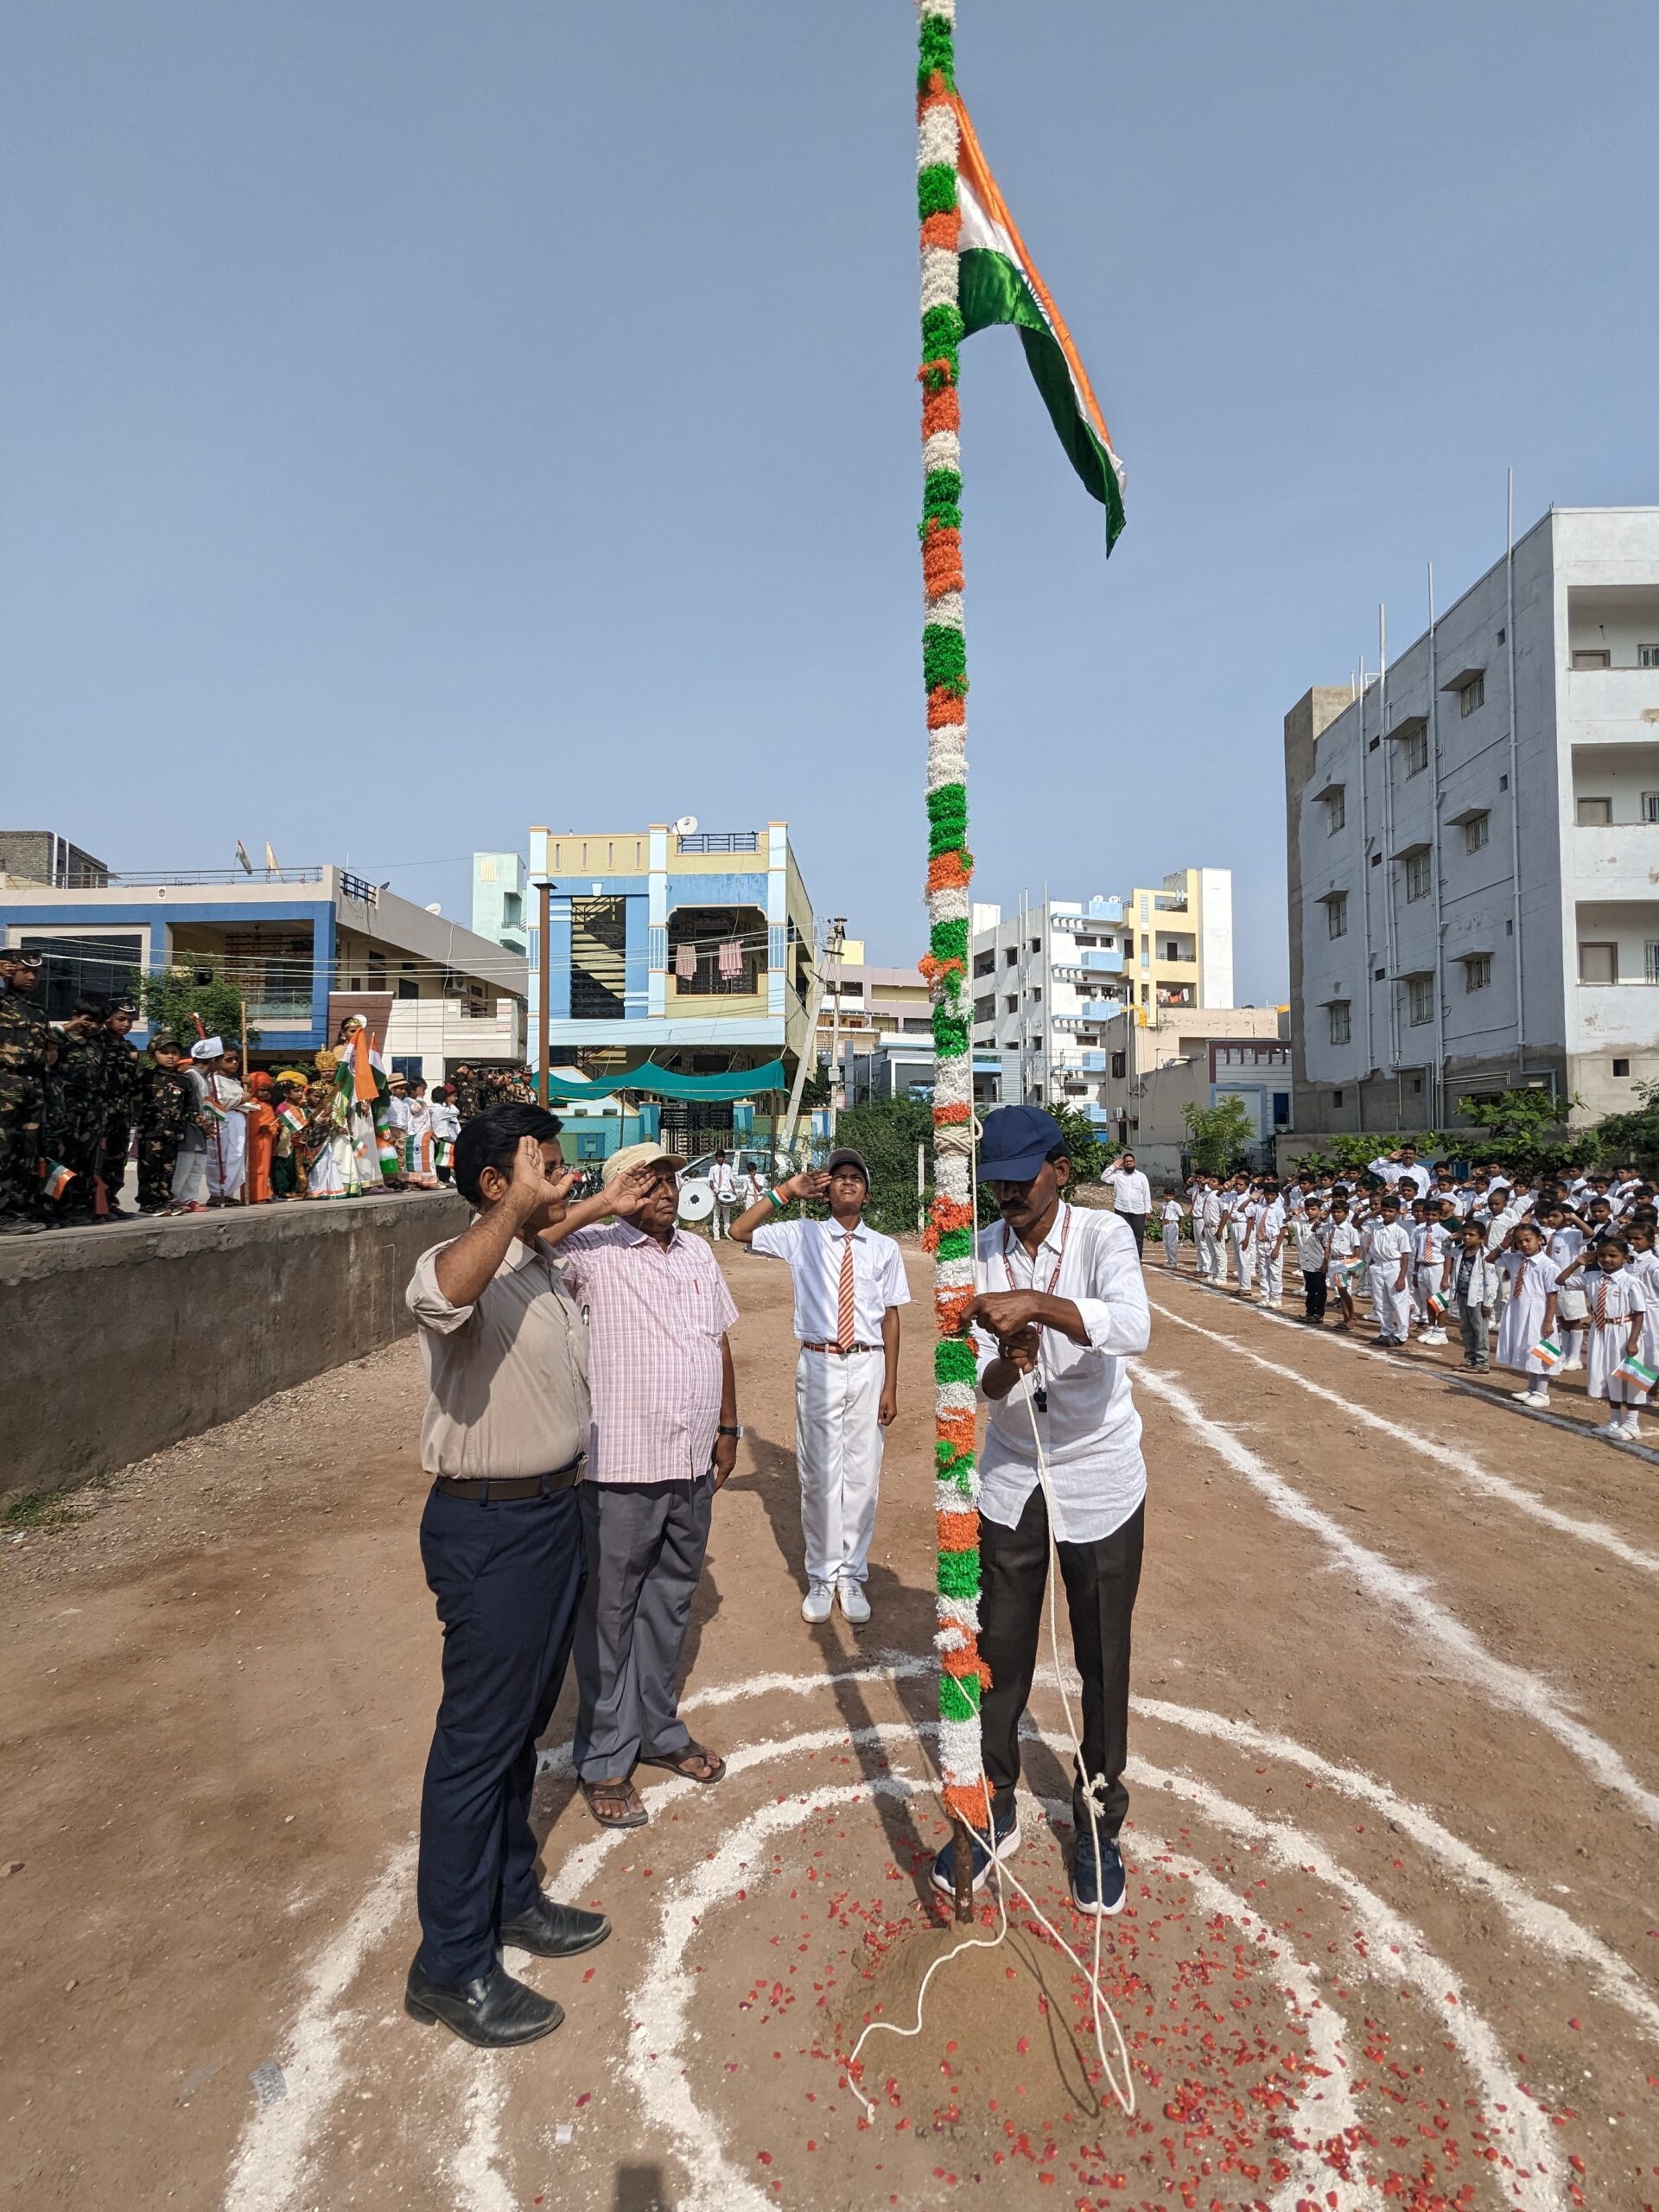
[539,1141,741,1832]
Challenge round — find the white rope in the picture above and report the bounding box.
[847,1130,1136,2124]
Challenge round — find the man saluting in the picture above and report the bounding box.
[936,1105,1150,1917]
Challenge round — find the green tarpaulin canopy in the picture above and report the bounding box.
[538,1059,787,1103]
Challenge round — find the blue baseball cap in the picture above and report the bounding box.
[977,1103,1065,1182]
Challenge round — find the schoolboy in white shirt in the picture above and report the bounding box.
[731,1149,908,1624]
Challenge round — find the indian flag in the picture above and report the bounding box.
[953,98,1125,548]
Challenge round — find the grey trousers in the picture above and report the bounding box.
[574,1476,714,1781]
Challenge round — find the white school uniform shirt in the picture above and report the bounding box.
[1370,1157,1430,1198]
[1256,1197,1287,1248]
[1364,1221,1413,1274]
[709,1160,738,1201]
[1325,1220,1361,1271]
[748,1216,910,1344]
[1161,1197,1185,1226]
[1102,1165,1151,1216]
[1413,1220,1453,1280]
[429,1101,461,1141]
[973,1204,1150,1544]
[1547,1224,1585,1269]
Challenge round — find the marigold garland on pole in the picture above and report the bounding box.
[914,0,990,1864]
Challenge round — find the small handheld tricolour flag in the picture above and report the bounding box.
[1617,1354,1657,1390]
[1426,1291,1446,1318]
[1529,1337,1563,1370]
[41,1160,76,1199]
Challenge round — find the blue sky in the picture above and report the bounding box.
[5,2,1656,1001]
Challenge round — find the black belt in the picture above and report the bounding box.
[433,1454,584,1502]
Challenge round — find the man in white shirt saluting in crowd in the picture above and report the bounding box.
[731,1148,908,1624]
[1100,1147,1152,1255]
[936,1105,1151,1917]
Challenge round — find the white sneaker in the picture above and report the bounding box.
[1516,1390,1548,1408]
[1421,1328,1447,1345]
[1595,1419,1624,1438]
[801,1580,836,1624]
[836,1578,871,1624]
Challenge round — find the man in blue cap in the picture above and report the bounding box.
[931,1103,1150,1916]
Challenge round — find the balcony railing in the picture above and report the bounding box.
[108,866,326,887]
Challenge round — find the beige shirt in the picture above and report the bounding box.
[406,1235,590,1478]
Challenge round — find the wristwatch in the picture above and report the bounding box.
[717,1423,744,1439]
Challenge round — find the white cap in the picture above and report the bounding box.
[190,1037,225,1060]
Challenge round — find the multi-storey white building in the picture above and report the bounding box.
[1285,505,1659,1135]
[969,868,1234,1121]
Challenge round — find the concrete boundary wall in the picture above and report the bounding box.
[0,1192,470,1497]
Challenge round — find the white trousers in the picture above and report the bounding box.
[1195,1225,1219,1279]
[1227,1230,1250,1287]
[1367,1266,1412,1340]
[795,1347,886,1586]
[1162,1223,1180,1266]
[1255,1246,1284,1303]
[711,1199,733,1239]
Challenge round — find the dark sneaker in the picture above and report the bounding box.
[930,1801,1020,1897]
[1070,1828,1126,1917]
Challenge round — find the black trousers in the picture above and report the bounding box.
[1118,1211,1147,1253]
[1303,1267,1328,1320]
[416,1481,586,1986]
[979,1488,1144,1838]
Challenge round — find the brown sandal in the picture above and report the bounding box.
[581,1777,648,1829]
[637,1742,726,1785]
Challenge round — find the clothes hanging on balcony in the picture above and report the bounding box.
[718,940,742,981]
[675,942,696,981]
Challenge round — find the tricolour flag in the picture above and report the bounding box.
[41,1160,77,1200]
[1529,1337,1563,1370]
[952,98,1125,548]
[1617,1354,1657,1390]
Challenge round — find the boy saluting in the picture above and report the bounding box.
[732,1150,909,1624]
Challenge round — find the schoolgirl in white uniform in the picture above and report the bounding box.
[1573,1236,1649,1440]
[1495,1221,1561,1408]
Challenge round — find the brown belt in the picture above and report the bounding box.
[799,1341,881,1357]
[433,1455,584,1502]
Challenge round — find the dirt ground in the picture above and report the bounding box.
[3,1235,1658,2212]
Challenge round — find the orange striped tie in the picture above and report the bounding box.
[836,1231,856,1351]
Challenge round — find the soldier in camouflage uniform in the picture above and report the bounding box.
[0,948,52,1235]
[99,1000,144,1216]
[449,1063,480,1121]
[136,1037,194,1211]
[43,995,109,1226]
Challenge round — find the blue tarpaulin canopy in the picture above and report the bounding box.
[538,1059,787,1103]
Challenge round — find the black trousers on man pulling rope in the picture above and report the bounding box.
[977,1490,1144,1840]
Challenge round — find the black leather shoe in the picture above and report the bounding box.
[499,1895,613,1959]
[404,1959,563,2046]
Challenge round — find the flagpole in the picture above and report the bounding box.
[916,0,983,1926]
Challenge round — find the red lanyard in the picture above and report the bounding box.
[1001,1203,1071,1294]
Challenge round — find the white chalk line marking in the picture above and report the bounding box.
[1149,1294,1659,1575]
[1137,1364,1659,1827]
[235,1651,1645,2212]
[1161,1269,1659,1467]
[222,1839,416,2212]
[620,1726,1558,2212]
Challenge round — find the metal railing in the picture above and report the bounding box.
[675,832,760,855]
[107,866,326,887]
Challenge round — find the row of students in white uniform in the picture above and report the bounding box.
[1164,1167,1659,1440]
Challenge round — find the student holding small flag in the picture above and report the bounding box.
[1496,1219,1561,1408]
[1559,1236,1651,1440]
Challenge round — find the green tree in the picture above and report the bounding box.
[131,959,261,1052]
[1181,1093,1255,1176]
[831,1096,936,1236]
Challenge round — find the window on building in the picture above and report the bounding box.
[1326,892,1348,939]
[1027,986,1043,1002]
[1029,938,1041,953]
[973,995,995,1027]
[1368,735,1381,753]
[1459,672,1485,716]
[1640,645,1659,669]
[1327,1001,1351,1046]
[1402,727,1428,777]
[16,931,144,1020]
[1004,946,1017,966]
[1464,811,1491,854]
[1404,849,1432,902]
[1571,648,1611,670]
[1648,941,1659,985]
[501,891,523,926]
[1370,851,1382,867]
[1332,1089,1344,1107]
[1325,787,1345,833]
[1005,995,1018,1014]
[1613,1058,1630,1077]
[1643,791,1659,823]
[1273,1092,1290,1126]
[1464,953,1492,992]
[1406,974,1434,1026]
[973,950,995,977]
[1576,796,1613,827]
[1579,941,1618,985]
[1163,940,1180,960]
[1109,1051,1126,1077]
[397,978,419,1000]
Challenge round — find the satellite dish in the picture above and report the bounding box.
[675,814,699,835]
[425,902,442,914]
[677,1178,715,1224]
